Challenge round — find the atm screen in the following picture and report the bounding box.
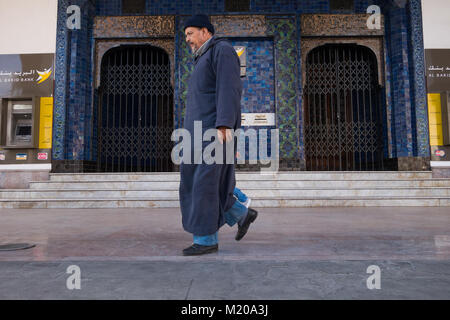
[16,125,32,137]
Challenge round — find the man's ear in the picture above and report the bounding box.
[201,27,210,37]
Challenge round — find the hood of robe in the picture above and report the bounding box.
[194,36,229,62]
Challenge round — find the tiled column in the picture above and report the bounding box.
[53,0,70,162]
[384,0,429,170]
[387,3,414,158]
[52,0,95,172]
[407,0,430,158]
[267,17,301,169]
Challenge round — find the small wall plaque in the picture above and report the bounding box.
[241,113,275,126]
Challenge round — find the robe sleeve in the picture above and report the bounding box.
[213,44,242,129]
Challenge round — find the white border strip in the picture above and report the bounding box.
[0,164,51,171]
[430,161,450,168]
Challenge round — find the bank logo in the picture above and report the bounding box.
[16,153,27,160]
[37,152,48,160]
[235,47,245,57]
[36,68,52,84]
[435,150,446,157]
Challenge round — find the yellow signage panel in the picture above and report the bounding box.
[427,93,444,146]
[39,97,53,149]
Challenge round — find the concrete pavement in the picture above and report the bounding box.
[0,207,449,299]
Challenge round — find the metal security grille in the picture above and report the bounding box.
[303,44,384,171]
[98,45,174,172]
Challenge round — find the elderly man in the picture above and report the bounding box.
[180,15,258,256]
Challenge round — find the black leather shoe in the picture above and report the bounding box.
[235,208,258,241]
[182,243,218,256]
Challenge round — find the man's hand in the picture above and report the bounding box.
[217,126,232,144]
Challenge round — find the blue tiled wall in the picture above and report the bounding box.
[231,38,275,161]
[95,0,395,15]
[250,0,298,13]
[231,39,275,114]
[96,0,121,15]
[297,0,328,13]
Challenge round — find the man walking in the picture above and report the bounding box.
[180,14,257,256]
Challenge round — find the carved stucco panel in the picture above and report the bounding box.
[210,15,267,37]
[94,16,175,38]
[301,14,384,37]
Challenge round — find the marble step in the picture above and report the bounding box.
[48,171,433,182]
[29,179,450,189]
[1,197,449,208]
[3,187,450,199]
[4,171,448,208]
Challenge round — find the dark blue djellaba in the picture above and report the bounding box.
[179,36,243,236]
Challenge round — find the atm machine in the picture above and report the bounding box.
[6,100,35,147]
[0,97,40,163]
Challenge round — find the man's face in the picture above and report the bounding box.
[185,27,211,53]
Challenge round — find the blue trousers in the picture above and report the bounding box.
[193,196,248,245]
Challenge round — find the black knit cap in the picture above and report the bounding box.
[183,14,215,35]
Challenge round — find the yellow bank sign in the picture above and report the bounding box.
[39,97,53,149]
[427,93,444,146]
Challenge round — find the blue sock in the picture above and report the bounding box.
[233,187,248,203]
